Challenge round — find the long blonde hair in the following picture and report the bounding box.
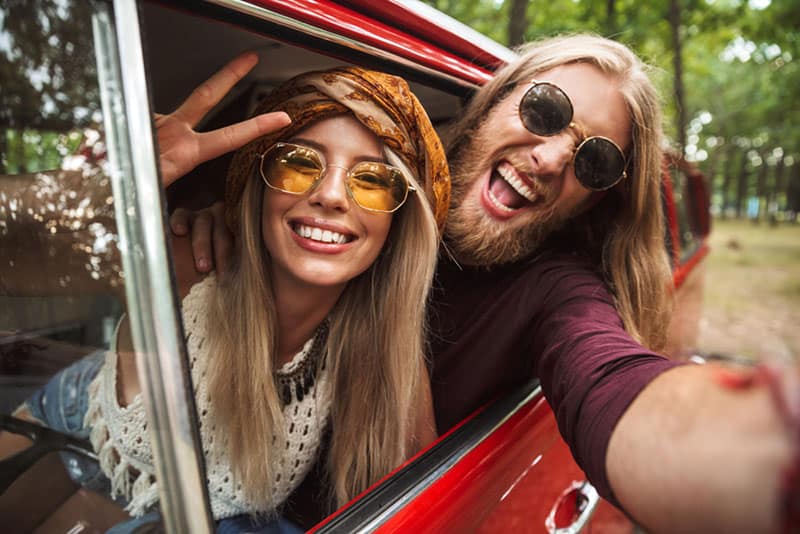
[446,34,672,350]
[206,145,439,511]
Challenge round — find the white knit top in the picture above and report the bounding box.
[85,275,332,519]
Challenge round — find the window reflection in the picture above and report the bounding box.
[0,0,122,441]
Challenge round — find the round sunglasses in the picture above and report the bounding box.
[518,80,628,191]
[259,142,415,213]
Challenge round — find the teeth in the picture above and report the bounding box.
[294,224,349,244]
[497,164,538,202]
[487,188,515,213]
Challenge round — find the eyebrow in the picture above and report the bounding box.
[287,137,387,164]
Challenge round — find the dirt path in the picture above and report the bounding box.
[696,219,800,362]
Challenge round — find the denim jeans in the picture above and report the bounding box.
[23,352,305,534]
[23,350,110,493]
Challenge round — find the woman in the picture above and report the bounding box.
[8,58,448,532]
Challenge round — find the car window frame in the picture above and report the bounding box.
[97,1,213,531]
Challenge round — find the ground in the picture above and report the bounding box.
[697,218,800,363]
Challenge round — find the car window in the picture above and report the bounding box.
[1,1,211,532]
[0,1,122,416]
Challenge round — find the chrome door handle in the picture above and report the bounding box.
[545,480,600,534]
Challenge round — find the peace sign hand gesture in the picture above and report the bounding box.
[155,52,291,187]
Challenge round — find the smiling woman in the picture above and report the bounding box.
[5,60,448,532]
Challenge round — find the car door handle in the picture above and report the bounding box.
[545,480,600,534]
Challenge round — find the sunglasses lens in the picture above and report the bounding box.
[348,163,408,212]
[261,144,322,193]
[574,137,626,191]
[519,83,573,136]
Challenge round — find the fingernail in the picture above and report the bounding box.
[198,259,210,271]
[275,112,291,126]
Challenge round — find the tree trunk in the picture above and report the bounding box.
[773,157,785,209]
[756,155,769,221]
[787,164,800,217]
[668,0,688,155]
[507,0,530,47]
[735,154,749,219]
[720,146,736,218]
[606,0,617,35]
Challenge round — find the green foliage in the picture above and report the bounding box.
[420,0,800,219]
[1,0,100,173]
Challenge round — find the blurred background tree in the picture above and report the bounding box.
[423,0,800,221]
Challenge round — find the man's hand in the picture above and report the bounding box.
[156,52,291,187]
[170,202,233,274]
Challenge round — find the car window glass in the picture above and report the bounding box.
[0,1,156,531]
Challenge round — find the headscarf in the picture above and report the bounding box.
[225,67,450,232]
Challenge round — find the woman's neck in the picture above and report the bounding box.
[272,279,344,367]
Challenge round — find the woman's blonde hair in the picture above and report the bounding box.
[206,141,439,511]
[447,34,672,350]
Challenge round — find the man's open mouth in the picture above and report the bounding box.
[485,162,539,213]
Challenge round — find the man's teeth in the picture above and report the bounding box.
[487,188,515,213]
[498,165,538,203]
[294,224,349,244]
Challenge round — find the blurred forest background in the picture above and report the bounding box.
[423,0,800,359]
[2,0,798,358]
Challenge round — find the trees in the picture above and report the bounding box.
[422,0,800,221]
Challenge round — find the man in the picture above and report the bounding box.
[168,37,796,531]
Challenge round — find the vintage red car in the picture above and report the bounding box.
[0,0,710,532]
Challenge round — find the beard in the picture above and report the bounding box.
[444,134,573,268]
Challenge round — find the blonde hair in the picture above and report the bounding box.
[206,145,439,511]
[447,34,672,350]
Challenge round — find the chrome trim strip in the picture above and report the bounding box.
[95,2,213,532]
[394,0,518,63]
[203,0,482,90]
[321,383,542,532]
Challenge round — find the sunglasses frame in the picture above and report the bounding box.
[259,142,416,214]
[518,80,628,192]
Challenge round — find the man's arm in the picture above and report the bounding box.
[607,363,794,534]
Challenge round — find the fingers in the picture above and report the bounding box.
[169,207,193,236]
[210,202,234,275]
[191,209,216,272]
[196,111,291,163]
[173,52,260,127]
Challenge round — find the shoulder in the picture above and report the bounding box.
[513,251,619,329]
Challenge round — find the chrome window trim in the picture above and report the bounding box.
[317,381,543,532]
[94,1,212,531]
[203,0,483,91]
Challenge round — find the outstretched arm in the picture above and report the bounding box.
[607,363,795,534]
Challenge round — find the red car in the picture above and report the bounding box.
[0,1,710,532]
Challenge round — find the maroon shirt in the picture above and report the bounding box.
[429,249,681,502]
[286,247,681,525]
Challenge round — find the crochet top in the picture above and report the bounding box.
[85,275,332,519]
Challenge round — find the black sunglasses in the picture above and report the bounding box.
[518,80,628,191]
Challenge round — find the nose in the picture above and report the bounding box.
[306,165,351,212]
[529,133,575,179]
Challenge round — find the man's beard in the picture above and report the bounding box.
[444,138,570,268]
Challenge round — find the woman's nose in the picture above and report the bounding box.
[529,134,575,179]
[307,165,351,212]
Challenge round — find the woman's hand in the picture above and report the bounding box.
[156,52,291,187]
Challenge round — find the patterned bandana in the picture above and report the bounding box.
[225,67,451,232]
